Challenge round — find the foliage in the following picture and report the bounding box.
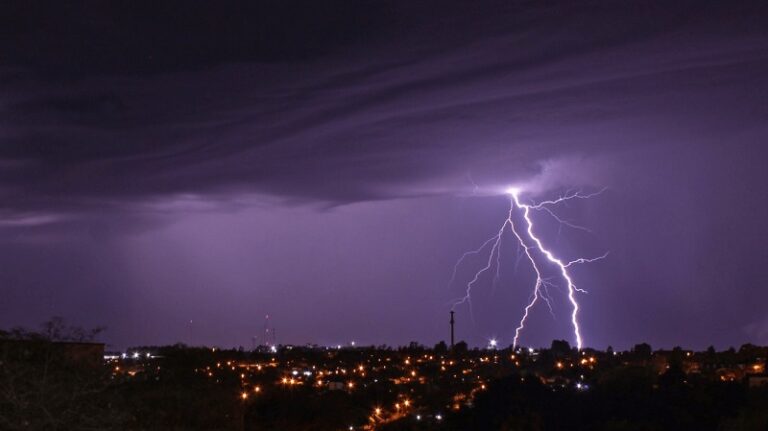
[0,319,128,431]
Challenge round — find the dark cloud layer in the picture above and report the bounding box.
[2,1,765,214]
[1,1,768,349]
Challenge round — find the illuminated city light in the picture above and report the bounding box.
[105,324,725,430]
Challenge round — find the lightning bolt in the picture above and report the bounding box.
[449,187,607,350]
[450,222,507,324]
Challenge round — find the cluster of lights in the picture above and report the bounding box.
[105,339,767,431]
[111,344,657,431]
[111,351,153,360]
[176,345,616,426]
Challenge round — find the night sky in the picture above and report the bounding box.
[2,1,768,351]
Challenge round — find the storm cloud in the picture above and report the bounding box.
[1,1,767,349]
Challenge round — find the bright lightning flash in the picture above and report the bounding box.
[505,187,521,197]
[450,187,607,350]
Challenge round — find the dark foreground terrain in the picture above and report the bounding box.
[2,323,767,430]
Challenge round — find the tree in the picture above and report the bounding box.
[404,341,424,353]
[434,341,448,354]
[453,341,468,354]
[632,343,652,359]
[0,319,128,430]
[40,316,105,342]
[550,339,571,357]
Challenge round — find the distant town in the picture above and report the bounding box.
[2,321,767,430]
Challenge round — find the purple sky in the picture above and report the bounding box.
[1,1,768,350]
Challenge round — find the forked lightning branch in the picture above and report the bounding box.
[450,187,608,350]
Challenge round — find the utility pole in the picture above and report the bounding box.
[449,311,455,350]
